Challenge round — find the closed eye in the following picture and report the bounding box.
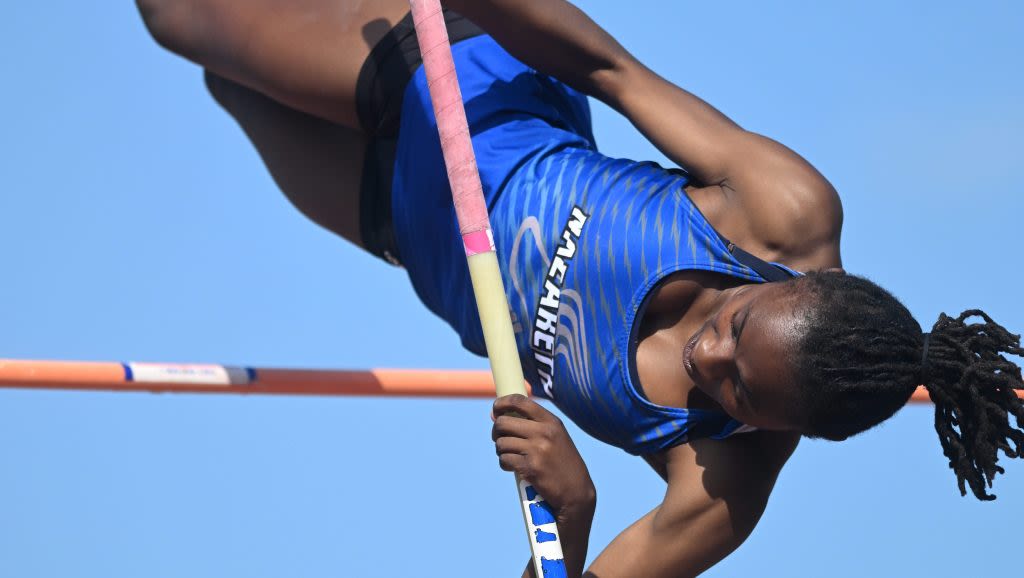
[730,313,743,400]
[731,308,752,404]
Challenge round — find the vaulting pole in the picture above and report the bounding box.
[405,1,567,574]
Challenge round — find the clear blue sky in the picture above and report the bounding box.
[2,2,1022,576]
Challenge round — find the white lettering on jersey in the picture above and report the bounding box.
[530,206,590,398]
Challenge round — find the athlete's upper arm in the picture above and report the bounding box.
[603,60,842,243]
[586,432,798,578]
[599,58,748,186]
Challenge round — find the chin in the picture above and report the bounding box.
[724,407,749,423]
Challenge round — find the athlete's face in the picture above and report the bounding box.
[683,283,805,431]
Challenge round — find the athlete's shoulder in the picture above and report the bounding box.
[686,172,843,273]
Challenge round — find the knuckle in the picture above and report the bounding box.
[542,411,563,427]
[536,439,552,455]
[541,423,559,440]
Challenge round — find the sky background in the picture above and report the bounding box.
[1,1,1022,577]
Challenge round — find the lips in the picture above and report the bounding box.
[683,329,701,380]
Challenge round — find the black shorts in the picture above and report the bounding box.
[355,10,484,266]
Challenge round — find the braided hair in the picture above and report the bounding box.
[789,271,1024,500]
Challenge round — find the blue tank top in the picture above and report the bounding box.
[392,36,801,455]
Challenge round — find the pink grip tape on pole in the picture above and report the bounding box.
[409,1,494,256]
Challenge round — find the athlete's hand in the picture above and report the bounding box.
[491,394,596,517]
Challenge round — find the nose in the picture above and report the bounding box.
[694,330,734,382]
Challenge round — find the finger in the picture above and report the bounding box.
[497,452,532,476]
[491,414,546,441]
[493,394,551,422]
[494,435,531,456]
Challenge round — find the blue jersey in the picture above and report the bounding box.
[392,36,801,455]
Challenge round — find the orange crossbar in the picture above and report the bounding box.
[0,360,496,398]
[0,359,1018,403]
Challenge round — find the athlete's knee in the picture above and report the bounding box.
[135,0,196,56]
[203,70,264,121]
[203,70,232,106]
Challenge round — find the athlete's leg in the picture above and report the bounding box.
[204,72,366,248]
[136,0,411,129]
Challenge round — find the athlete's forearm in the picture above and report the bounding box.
[442,0,633,98]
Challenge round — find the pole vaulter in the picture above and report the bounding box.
[15,1,1024,575]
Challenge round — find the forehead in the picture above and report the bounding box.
[738,284,804,404]
[745,283,804,337]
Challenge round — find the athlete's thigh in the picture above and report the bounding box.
[138,0,411,129]
[205,72,367,250]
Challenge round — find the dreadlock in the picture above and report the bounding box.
[789,271,1024,500]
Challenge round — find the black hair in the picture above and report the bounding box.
[790,271,1024,500]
